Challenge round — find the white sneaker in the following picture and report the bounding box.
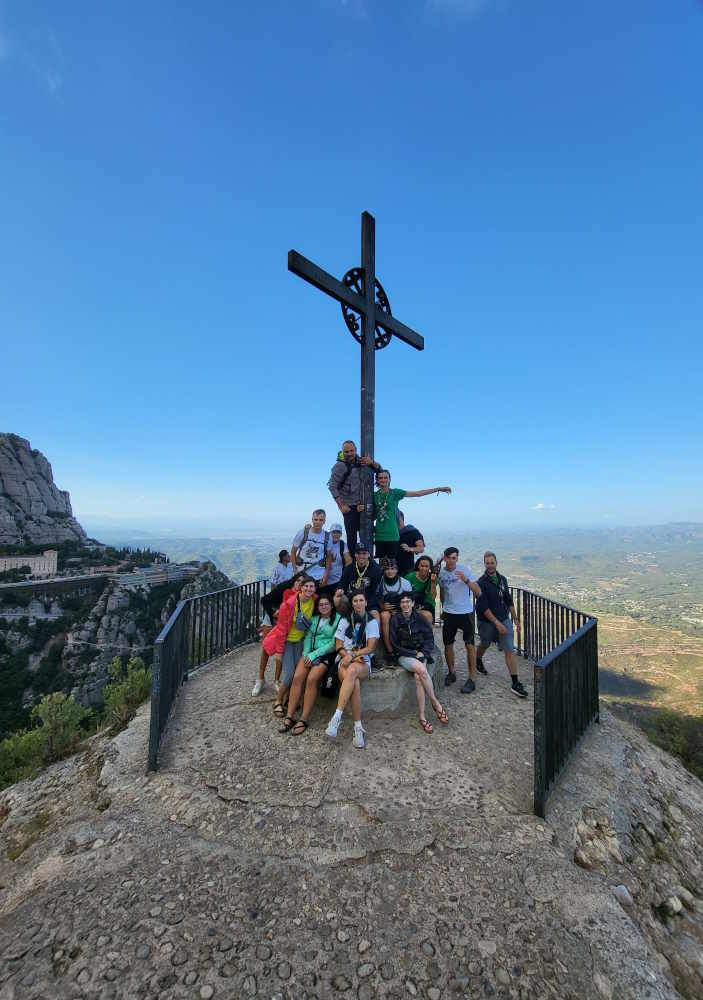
[251,678,264,697]
[352,725,366,749]
[326,715,341,739]
[274,680,281,694]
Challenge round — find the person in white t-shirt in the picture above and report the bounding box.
[325,590,379,749]
[437,546,482,693]
[291,509,330,587]
[269,549,293,588]
[322,523,351,596]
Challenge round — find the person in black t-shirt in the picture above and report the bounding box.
[397,510,425,577]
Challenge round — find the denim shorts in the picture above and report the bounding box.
[478,618,514,653]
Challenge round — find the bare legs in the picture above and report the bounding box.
[257,648,282,682]
[336,659,370,721]
[404,658,442,721]
[286,660,327,723]
[380,611,393,654]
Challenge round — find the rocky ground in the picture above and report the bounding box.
[1,635,702,999]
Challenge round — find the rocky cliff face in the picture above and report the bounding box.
[0,434,87,547]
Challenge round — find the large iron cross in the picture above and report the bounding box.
[288,210,424,552]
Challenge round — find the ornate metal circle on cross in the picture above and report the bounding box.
[340,268,393,349]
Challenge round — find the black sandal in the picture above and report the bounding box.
[278,716,295,733]
[291,719,309,735]
[273,703,285,717]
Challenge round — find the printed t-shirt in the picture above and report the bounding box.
[334,615,380,657]
[327,539,346,586]
[270,562,293,587]
[292,528,328,581]
[374,488,407,541]
[286,596,315,642]
[439,563,476,614]
[406,570,435,609]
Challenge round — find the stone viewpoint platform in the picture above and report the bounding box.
[2,630,703,1000]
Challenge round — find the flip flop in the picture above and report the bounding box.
[419,718,433,734]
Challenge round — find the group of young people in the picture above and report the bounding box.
[253,440,528,749]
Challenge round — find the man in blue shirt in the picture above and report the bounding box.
[437,546,482,693]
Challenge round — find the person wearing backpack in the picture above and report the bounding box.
[291,509,331,588]
[278,594,341,735]
[327,440,382,555]
[325,590,380,748]
[319,523,351,598]
[270,576,318,718]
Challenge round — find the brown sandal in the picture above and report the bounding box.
[291,719,309,735]
[419,718,433,734]
[273,703,285,717]
[278,716,295,733]
[433,704,449,725]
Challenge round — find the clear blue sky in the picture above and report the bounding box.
[2,1,702,533]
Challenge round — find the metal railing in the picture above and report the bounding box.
[509,588,598,817]
[147,579,267,771]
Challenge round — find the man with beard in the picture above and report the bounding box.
[327,440,382,556]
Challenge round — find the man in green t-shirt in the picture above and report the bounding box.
[373,470,452,561]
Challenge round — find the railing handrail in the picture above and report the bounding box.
[154,579,269,647]
[148,577,269,770]
[535,617,597,668]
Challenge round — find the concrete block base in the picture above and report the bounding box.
[360,646,445,717]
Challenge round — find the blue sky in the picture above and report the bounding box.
[2,0,702,534]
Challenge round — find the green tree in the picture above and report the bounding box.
[31,692,90,762]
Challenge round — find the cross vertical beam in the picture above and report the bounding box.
[288,210,425,558]
[360,211,376,553]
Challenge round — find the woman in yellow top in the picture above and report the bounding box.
[273,576,317,718]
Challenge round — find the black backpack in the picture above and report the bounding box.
[297,526,331,568]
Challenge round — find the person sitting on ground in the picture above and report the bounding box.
[254,573,304,696]
[475,551,528,698]
[339,544,382,623]
[390,592,448,734]
[325,590,380,749]
[374,470,452,561]
[376,556,413,664]
[290,509,331,590]
[397,511,426,577]
[327,440,382,556]
[279,594,341,735]
[271,576,318,717]
[405,555,437,626]
[320,522,351,598]
[270,549,293,588]
[437,546,482,693]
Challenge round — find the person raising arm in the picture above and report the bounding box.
[374,469,451,562]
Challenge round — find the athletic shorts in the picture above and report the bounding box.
[442,612,475,646]
[478,618,515,653]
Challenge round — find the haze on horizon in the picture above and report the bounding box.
[2,1,701,529]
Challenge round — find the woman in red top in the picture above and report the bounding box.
[252,575,304,697]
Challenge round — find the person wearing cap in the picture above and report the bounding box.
[319,522,352,598]
[339,544,382,623]
[376,556,413,664]
[327,440,383,557]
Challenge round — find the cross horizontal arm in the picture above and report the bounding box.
[288,250,366,313]
[375,312,424,351]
